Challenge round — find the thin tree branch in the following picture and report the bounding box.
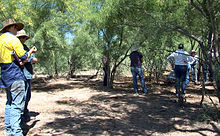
[120,23,147,28]
[172,26,202,44]
[190,0,206,17]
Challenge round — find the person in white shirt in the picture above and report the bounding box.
[167,43,191,96]
[190,50,199,83]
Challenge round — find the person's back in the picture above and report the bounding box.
[129,51,142,68]
[129,46,147,94]
[0,32,26,88]
[167,43,190,96]
[169,49,189,66]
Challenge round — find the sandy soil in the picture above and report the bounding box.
[0,75,219,136]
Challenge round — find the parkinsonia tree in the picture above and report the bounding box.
[91,0,134,88]
[92,0,169,88]
[94,0,220,100]
[0,0,99,77]
[128,0,220,104]
[0,0,74,76]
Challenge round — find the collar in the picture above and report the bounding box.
[177,49,184,52]
[6,32,15,35]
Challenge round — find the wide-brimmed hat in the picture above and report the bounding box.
[0,18,24,33]
[191,50,196,54]
[131,45,140,52]
[16,29,30,40]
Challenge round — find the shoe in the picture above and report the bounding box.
[134,93,139,96]
[21,123,30,136]
[176,93,179,97]
[24,116,31,122]
[21,123,29,131]
[181,94,185,98]
[143,92,148,95]
[22,112,31,123]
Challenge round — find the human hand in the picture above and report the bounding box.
[18,59,24,66]
[31,46,37,53]
[32,58,38,64]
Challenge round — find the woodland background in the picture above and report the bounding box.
[0,0,220,121]
[0,1,220,135]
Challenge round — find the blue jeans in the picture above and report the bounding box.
[191,64,198,82]
[183,64,191,93]
[5,80,25,136]
[203,64,209,82]
[131,67,147,93]
[208,67,213,82]
[23,79,31,122]
[174,65,187,95]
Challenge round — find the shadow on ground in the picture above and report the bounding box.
[46,94,219,135]
[23,111,40,136]
[29,76,219,136]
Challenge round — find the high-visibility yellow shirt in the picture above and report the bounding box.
[0,32,28,88]
[0,32,27,63]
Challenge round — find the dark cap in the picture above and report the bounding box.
[178,43,184,49]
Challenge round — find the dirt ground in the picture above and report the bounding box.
[0,73,220,136]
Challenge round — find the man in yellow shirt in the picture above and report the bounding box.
[0,19,37,136]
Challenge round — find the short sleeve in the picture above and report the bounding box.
[11,37,27,58]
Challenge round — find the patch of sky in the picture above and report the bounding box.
[65,32,75,44]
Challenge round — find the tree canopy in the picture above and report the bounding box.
[0,0,219,95]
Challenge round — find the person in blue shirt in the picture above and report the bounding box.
[16,29,38,123]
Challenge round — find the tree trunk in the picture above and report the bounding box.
[200,64,206,106]
[216,79,220,103]
[54,61,58,78]
[67,55,75,79]
[106,64,111,88]
[105,47,131,89]
[214,63,220,103]
[197,48,202,81]
[109,70,115,89]
[215,35,220,102]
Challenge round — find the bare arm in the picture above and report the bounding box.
[23,46,37,63]
[31,57,38,64]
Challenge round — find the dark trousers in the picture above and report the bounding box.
[174,65,187,94]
